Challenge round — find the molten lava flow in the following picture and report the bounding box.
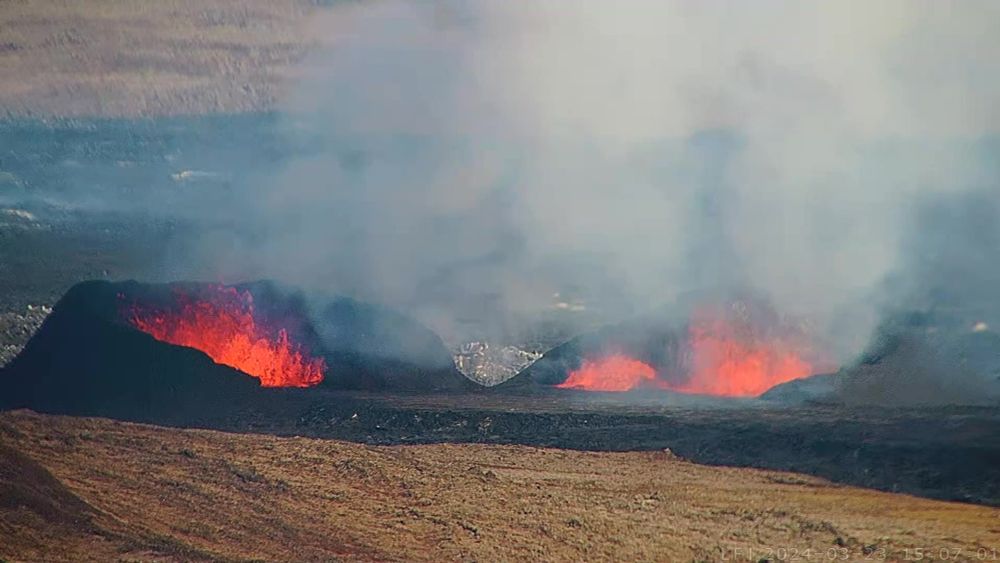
[553,300,821,396]
[556,354,658,392]
[128,286,325,387]
[668,311,814,397]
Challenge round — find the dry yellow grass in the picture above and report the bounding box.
[1,410,997,562]
[0,0,334,117]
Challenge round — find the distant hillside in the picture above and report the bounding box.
[0,0,339,117]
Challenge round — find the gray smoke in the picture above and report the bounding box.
[181,1,999,358]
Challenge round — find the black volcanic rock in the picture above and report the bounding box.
[0,280,476,419]
[0,280,263,421]
[313,296,475,392]
[835,318,1000,406]
[759,373,838,404]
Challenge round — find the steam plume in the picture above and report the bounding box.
[179,1,999,359]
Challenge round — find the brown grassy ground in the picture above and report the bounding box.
[0,0,334,117]
[0,410,997,562]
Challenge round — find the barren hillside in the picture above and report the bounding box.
[0,0,334,117]
[1,410,997,562]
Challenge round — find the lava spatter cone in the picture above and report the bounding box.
[502,290,829,399]
[0,279,477,421]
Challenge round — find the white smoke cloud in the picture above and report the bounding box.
[197,0,1000,355]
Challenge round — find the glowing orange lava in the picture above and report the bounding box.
[554,302,820,396]
[667,313,814,397]
[556,354,658,392]
[128,286,326,387]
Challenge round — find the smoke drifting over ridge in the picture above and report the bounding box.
[183,1,999,357]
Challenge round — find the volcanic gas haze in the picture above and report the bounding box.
[149,1,1000,395]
